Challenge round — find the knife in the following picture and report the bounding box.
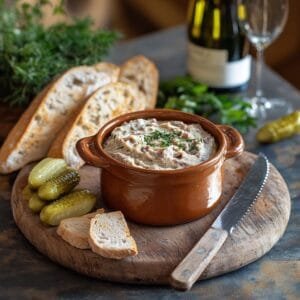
[170,153,270,291]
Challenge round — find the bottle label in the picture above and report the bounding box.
[187,42,251,88]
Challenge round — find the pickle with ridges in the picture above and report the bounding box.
[256,111,300,143]
[38,168,80,201]
[22,185,34,201]
[40,189,96,226]
[29,194,47,213]
[29,158,67,189]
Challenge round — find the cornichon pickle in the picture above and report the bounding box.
[40,189,96,226]
[29,194,47,213]
[257,111,300,143]
[22,185,34,201]
[38,168,80,201]
[29,158,67,189]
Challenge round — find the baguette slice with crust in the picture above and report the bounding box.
[57,209,105,249]
[89,211,138,259]
[119,55,159,109]
[47,82,146,169]
[0,63,119,174]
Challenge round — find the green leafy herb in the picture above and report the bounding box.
[157,76,256,133]
[0,0,119,106]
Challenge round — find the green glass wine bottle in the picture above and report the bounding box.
[187,0,251,92]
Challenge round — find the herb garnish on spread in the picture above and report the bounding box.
[104,118,216,170]
[144,130,202,151]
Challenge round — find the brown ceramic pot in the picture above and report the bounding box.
[76,109,244,226]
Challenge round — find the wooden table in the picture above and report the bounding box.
[0,26,299,299]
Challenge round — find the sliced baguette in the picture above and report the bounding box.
[119,55,159,109]
[0,63,119,174]
[57,209,105,249]
[47,82,146,169]
[89,211,138,259]
[94,62,120,79]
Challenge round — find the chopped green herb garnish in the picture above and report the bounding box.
[189,141,199,152]
[144,130,196,149]
[144,130,178,147]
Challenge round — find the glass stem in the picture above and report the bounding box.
[255,47,264,100]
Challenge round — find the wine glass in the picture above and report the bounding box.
[237,0,292,121]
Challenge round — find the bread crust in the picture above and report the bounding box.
[48,81,146,169]
[47,63,120,165]
[47,103,86,159]
[0,58,155,173]
[0,80,55,173]
[88,211,138,260]
[88,236,138,259]
[94,62,120,79]
[119,55,159,109]
[0,64,116,173]
[57,209,104,249]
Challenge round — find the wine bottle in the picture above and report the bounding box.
[187,0,251,92]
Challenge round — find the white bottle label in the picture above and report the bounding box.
[187,42,251,88]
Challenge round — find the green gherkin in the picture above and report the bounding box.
[38,168,80,201]
[256,111,300,143]
[28,158,67,189]
[29,194,46,213]
[40,189,96,226]
[22,184,34,201]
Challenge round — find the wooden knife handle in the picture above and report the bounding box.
[170,227,228,291]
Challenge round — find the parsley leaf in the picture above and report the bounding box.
[157,76,256,133]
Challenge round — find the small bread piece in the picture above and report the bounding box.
[57,209,104,249]
[89,211,138,259]
[0,63,119,174]
[119,55,159,109]
[48,82,146,169]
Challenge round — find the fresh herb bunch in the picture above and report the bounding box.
[0,0,118,106]
[157,76,256,133]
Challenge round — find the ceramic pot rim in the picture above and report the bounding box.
[93,109,230,174]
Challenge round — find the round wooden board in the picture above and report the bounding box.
[11,152,290,285]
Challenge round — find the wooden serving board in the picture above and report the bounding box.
[11,152,290,285]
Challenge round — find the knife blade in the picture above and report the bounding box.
[212,153,270,233]
[170,153,270,291]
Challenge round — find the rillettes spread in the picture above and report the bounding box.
[103,118,216,170]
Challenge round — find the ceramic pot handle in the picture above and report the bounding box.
[218,125,244,159]
[76,135,110,168]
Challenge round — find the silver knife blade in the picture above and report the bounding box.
[212,153,270,233]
